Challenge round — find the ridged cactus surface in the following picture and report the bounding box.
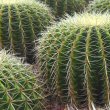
[38,13,110,109]
[0,50,43,110]
[0,0,53,64]
[88,0,110,13]
[38,0,88,17]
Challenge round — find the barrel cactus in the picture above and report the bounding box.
[88,0,110,13]
[38,0,88,17]
[0,0,53,64]
[38,13,110,109]
[0,50,44,110]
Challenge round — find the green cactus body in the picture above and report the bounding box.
[0,0,53,64]
[88,0,110,13]
[38,13,110,109]
[67,0,87,15]
[45,0,57,12]
[0,50,43,110]
[38,0,88,17]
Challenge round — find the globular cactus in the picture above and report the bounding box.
[38,0,88,17]
[0,50,44,110]
[88,0,110,13]
[38,13,110,109]
[0,0,53,64]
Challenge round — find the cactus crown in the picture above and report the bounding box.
[0,0,35,4]
[0,50,43,110]
[71,13,110,26]
[88,0,110,13]
[38,13,110,109]
[0,0,53,64]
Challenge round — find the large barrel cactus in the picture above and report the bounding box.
[0,50,43,110]
[88,0,110,13]
[0,0,53,64]
[38,13,110,109]
[38,0,88,17]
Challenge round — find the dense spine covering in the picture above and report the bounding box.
[88,0,110,13]
[38,0,88,17]
[0,0,53,64]
[38,13,110,109]
[0,50,43,110]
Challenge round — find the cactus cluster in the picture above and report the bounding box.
[38,13,110,109]
[88,0,110,13]
[0,50,44,110]
[0,0,53,64]
[38,0,88,17]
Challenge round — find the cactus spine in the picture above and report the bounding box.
[0,0,53,64]
[0,50,43,110]
[38,13,110,109]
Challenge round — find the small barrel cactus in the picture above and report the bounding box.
[0,50,43,110]
[88,0,110,13]
[0,0,53,64]
[38,0,88,17]
[38,13,110,109]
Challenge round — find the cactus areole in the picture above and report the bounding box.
[38,13,110,109]
[0,0,53,64]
